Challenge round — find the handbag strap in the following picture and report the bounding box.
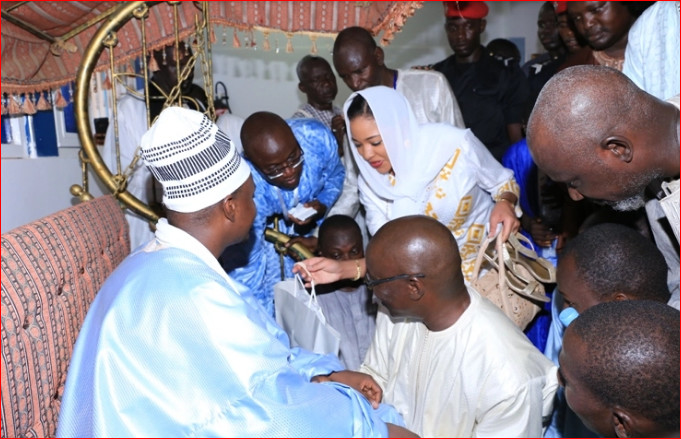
[472,232,512,311]
[507,232,539,260]
[293,268,317,306]
[472,233,506,284]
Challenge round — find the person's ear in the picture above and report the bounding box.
[612,407,634,438]
[611,292,630,302]
[601,136,633,163]
[479,19,487,33]
[221,194,237,223]
[375,47,385,67]
[408,276,425,301]
[298,82,307,94]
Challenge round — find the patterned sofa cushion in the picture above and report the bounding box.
[1,195,130,438]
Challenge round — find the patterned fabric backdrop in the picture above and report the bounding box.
[1,1,423,101]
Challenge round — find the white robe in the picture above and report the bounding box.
[360,288,559,438]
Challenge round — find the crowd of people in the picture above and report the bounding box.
[58,1,679,437]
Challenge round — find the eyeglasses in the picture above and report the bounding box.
[263,150,305,180]
[364,272,426,290]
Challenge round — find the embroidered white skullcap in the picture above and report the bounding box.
[140,106,250,213]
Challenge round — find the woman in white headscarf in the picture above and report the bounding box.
[297,86,520,282]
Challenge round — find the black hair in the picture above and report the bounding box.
[561,223,669,302]
[346,93,373,121]
[296,55,331,81]
[318,214,362,246]
[623,2,654,18]
[569,300,679,430]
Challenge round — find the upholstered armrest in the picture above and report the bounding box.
[1,195,130,438]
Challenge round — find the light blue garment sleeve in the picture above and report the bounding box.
[58,248,400,437]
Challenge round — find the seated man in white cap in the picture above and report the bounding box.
[56,107,411,438]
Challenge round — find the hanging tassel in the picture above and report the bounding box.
[250,30,257,50]
[210,27,217,44]
[148,50,160,72]
[21,93,37,115]
[126,61,135,75]
[8,94,22,114]
[274,36,280,54]
[68,82,74,103]
[102,72,112,90]
[162,47,167,65]
[233,28,241,48]
[285,32,294,53]
[54,90,69,109]
[222,26,228,45]
[309,35,318,55]
[1,96,7,115]
[36,91,51,111]
[262,31,271,51]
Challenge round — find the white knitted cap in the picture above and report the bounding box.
[140,107,251,213]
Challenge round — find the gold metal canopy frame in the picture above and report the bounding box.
[73,1,313,261]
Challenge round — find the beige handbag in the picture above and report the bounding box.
[471,232,554,330]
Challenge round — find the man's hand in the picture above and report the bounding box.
[521,215,557,248]
[330,115,347,156]
[313,370,383,408]
[284,236,318,254]
[287,200,326,226]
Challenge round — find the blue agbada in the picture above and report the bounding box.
[502,138,556,352]
[221,118,344,316]
[57,220,401,437]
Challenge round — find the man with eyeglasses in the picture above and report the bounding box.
[358,215,558,437]
[220,111,344,316]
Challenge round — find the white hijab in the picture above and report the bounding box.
[343,86,466,218]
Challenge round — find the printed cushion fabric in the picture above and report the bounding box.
[1,195,129,438]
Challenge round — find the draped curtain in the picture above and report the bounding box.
[1,1,423,100]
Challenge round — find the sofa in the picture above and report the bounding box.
[1,195,129,438]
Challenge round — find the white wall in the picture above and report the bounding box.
[1,149,107,232]
[213,1,542,119]
[1,1,543,232]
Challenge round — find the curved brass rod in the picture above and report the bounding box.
[264,228,315,261]
[75,1,162,222]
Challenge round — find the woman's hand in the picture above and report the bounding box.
[293,257,358,286]
[489,199,520,242]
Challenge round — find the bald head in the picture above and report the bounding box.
[563,300,679,435]
[333,26,377,53]
[367,215,463,286]
[240,112,302,189]
[333,26,387,91]
[528,65,652,160]
[526,65,678,210]
[241,111,293,157]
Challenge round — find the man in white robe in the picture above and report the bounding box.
[527,66,680,309]
[360,215,558,437]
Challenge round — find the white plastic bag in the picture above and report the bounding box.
[274,275,341,356]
